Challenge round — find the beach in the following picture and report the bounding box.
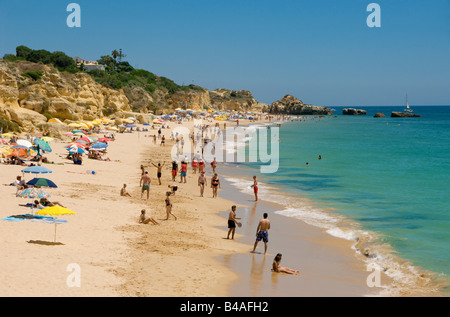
[0,118,415,297]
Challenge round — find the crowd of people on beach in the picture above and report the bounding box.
[129,119,301,276]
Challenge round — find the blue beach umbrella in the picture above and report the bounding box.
[125,124,136,128]
[22,166,53,174]
[91,142,108,149]
[26,178,58,188]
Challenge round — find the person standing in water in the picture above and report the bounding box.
[227,205,241,240]
[251,175,258,201]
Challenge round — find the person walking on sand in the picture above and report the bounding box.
[198,171,207,197]
[251,213,270,255]
[192,158,198,174]
[139,209,159,225]
[179,161,187,183]
[227,205,241,240]
[211,173,220,198]
[165,192,177,220]
[120,184,132,197]
[251,175,258,201]
[171,161,178,181]
[140,171,151,200]
[199,159,205,174]
[160,135,166,146]
[271,253,299,275]
[152,162,165,185]
[210,157,217,174]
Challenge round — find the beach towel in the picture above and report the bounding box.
[2,214,68,224]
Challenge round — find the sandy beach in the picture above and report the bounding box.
[0,118,389,297]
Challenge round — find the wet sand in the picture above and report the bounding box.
[216,169,382,297]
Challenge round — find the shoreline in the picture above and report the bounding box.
[216,119,449,296]
[1,117,447,297]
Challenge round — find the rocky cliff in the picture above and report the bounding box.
[0,59,325,136]
[0,60,131,134]
[268,94,332,115]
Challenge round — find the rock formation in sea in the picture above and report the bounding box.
[268,94,332,115]
[374,113,386,118]
[391,112,422,117]
[342,108,367,115]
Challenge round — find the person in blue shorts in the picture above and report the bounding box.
[251,213,270,255]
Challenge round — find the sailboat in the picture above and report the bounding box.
[404,94,413,112]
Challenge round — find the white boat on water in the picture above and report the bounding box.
[404,94,413,112]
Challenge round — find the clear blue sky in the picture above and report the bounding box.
[1,0,449,106]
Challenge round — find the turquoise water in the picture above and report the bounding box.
[228,106,450,290]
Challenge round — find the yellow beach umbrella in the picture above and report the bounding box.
[1,133,14,138]
[48,118,63,124]
[0,146,13,155]
[36,206,76,242]
[68,123,81,128]
[41,137,54,142]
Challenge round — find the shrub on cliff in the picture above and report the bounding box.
[22,71,44,81]
[0,116,20,133]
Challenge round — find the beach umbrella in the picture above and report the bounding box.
[0,138,7,144]
[1,133,14,138]
[78,136,92,143]
[11,144,29,150]
[17,140,33,148]
[16,187,51,199]
[68,147,88,154]
[22,166,53,174]
[91,142,108,149]
[36,206,76,242]
[33,139,52,153]
[26,178,58,188]
[97,138,111,142]
[125,124,136,128]
[11,148,29,157]
[0,146,12,156]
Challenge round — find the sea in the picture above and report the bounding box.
[219,105,450,296]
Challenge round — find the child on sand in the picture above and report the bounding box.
[139,209,159,225]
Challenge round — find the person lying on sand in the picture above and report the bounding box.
[40,198,66,208]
